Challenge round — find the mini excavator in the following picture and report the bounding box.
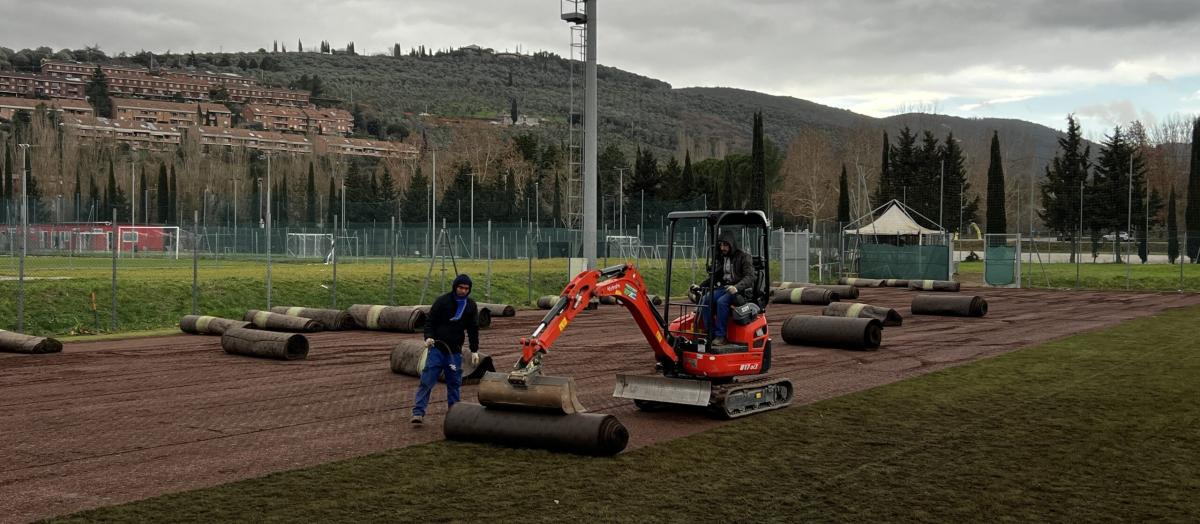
[475,210,794,423]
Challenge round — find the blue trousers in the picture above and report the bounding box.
[699,288,736,337]
[412,348,463,417]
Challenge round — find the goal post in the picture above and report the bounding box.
[287,233,334,259]
[116,226,181,259]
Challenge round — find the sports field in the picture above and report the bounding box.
[4,287,1198,522]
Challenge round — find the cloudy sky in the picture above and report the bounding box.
[3,0,1198,135]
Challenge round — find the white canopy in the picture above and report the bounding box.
[844,201,942,235]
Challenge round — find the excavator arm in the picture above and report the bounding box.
[508,263,679,386]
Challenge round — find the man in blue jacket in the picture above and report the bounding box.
[411,274,481,424]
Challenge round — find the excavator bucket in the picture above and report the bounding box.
[476,372,587,415]
[612,374,712,407]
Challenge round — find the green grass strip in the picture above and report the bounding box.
[49,306,1200,523]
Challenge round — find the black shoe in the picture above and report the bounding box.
[713,337,727,346]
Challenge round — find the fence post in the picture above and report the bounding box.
[389,216,396,305]
[111,208,118,332]
[487,220,493,300]
[192,210,199,315]
[526,229,532,304]
[332,214,339,309]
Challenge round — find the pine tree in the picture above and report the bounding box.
[85,67,113,118]
[721,157,735,209]
[985,131,1007,238]
[1187,118,1200,262]
[1040,115,1091,259]
[156,164,168,224]
[679,150,695,202]
[1168,186,1180,263]
[837,164,851,225]
[942,132,979,233]
[401,167,429,224]
[1091,126,1149,262]
[889,127,918,207]
[378,166,398,220]
[306,162,317,225]
[750,111,766,211]
[393,43,401,57]
[106,158,128,221]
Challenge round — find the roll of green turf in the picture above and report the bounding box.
[536,295,560,309]
[0,329,63,354]
[477,308,492,329]
[443,402,629,456]
[908,280,961,292]
[220,327,309,360]
[598,295,619,305]
[911,294,987,317]
[883,279,910,288]
[243,310,325,332]
[477,303,516,317]
[269,306,356,330]
[770,287,835,305]
[771,281,808,289]
[813,284,859,300]
[780,315,882,350]
[346,305,427,332]
[822,303,902,326]
[838,277,884,287]
[389,339,495,384]
[179,315,251,335]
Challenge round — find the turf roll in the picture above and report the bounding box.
[813,284,860,300]
[911,294,988,317]
[179,315,251,335]
[477,308,493,329]
[883,279,910,288]
[598,295,619,305]
[477,302,516,317]
[270,306,356,330]
[243,310,325,332]
[536,295,560,309]
[443,402,629,456]
[389,339,495,384]
[822,302,903,326]
[346,305,427,332]
[0,329,63,354]
[220,327,309,360]
[771,281,809,289]
[838,277,884,287]
[908,279,961,292]
[770,286,836,305]
[780,315,882,350]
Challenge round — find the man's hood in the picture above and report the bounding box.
[717,231,741,254]
[452,274,473,296]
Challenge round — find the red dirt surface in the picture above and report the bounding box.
[1,288,1197,522]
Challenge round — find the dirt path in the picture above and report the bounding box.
[1,287,1197,523]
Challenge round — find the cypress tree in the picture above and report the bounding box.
[750,111,766,211]
[85,67,113,118]
[87,173,98,221]
[306,162,317,225]
[327,172,337,226]
[679,150,695,202]
[722,157,735,210]
[874,132,893,206]
[138,168,148,223]
[156,164,168,223]
[379,166,398,220]
[401,166,429,224]
[1168,186,1180,263]
[985,131,1007,238]
[1187,118,1200,262]
[168,164,177,226]
[74,159,82,221]
[2,144,11,222]
[837,163,851,226]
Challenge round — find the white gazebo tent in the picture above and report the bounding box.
[843,199,944,241]
[841,199,952,280]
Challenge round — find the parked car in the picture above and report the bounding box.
[1101,231,1131,241]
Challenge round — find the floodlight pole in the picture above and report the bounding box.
[266,152,273,308]
[582,0,598,269]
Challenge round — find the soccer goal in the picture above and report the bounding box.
[116,226,181,259]
[287,233,334,259]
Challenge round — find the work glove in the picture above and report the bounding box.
[424,338,435,348]
[688,284,702,304]
[468,351,480,367]
[725,285,738,295]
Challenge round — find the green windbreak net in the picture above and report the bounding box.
[985,245,1017,286]
[857,244,950,280]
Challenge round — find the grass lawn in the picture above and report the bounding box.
[48,305,1200,522]
[958,259,1199,291]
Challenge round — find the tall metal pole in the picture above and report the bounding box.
[389,215,396,305]
[266,153,272,308]
[192,210,199,315]
[431,149,437,255]
[582,0,599,269]
[469,173,475,259]
[130,160,136,230]
[939,158,944,228]
[232,177,238,253]
[618,167,625,235]
[1077,180,1083,288]
[1125,155,1132,288]
[111,208,118,331]
[17,144,29,333]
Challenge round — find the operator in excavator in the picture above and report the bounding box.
[692,231,755,345]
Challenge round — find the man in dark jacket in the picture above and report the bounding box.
[693,231,755,345]
[411,273,480,424]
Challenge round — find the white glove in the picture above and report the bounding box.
[725,285,738,295]
[468,351,480,366]
[424,338,435,348]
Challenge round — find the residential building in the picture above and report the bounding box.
[0,71,86,99]
[42,60,151,79]
[224,85,310,107]
[316,135,418,159]
[0,96,93,121]
[188,126,313,154]
[106,74,211,102]
[240,104,352,135]
[163,70,254,87]
[112,97,232,127]
[64,115,182,152]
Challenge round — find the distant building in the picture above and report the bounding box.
[240,104,352,135]
[42,60,151,79]
[106,73,212,102]
[64,115,183,152]
[188,126,313,154]
[112,97,231,127]
[316,135,418,159]
[224,85,310,107]
[0,96,93,121]
[0,71,86,99]
[162,70,254,87]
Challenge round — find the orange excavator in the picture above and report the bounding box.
[444,211,794,454]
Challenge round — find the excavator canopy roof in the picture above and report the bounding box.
[666,210,769,228]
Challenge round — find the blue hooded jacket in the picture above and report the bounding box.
[423,274,479,354]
